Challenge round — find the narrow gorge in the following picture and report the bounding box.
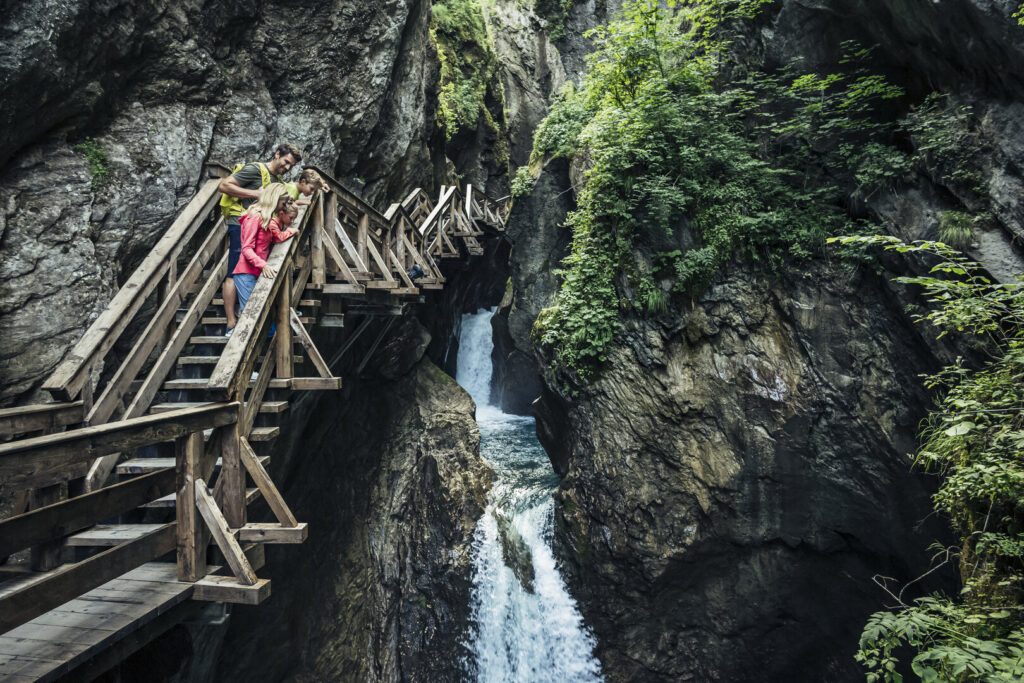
[1,1,1023,682]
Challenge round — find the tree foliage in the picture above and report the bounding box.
[531,0,907,379]
[832,236,1024,682]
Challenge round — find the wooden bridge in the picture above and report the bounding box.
[0,165,507,681]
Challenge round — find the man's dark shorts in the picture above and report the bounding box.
[227,218,241,280]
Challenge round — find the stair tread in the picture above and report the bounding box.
[67,523,167,546]
[117,454,268,474]
[151,400,288,414]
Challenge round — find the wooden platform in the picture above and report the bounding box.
[0,563,195,682]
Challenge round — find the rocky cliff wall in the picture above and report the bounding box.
[500,1,1024,680]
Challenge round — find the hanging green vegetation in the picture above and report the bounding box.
[74,137,110,190]
[529,0,910,380]
[430,0,508,158]
[831,235,1024,682]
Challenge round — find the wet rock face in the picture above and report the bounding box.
[543,266,955,681]
[216,319,492,682]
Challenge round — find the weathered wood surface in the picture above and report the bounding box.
[43,178,223,401]
[176,432,205,582]
[240,437,297,527]
[0,524,176,633]
[0,562,198,682]
[0,470,175,558]
[0,403,83,439]
[87,220,226,427]
[86,255,228,491]
[193,480,256,585]
[0,403,238,489]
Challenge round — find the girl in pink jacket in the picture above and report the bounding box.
[232,183,298,317]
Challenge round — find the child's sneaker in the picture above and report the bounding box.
[224,327,234,338]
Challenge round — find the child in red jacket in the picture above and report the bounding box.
[232,184,298,320]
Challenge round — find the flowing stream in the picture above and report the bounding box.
[456,308,603,683]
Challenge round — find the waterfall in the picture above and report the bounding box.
[456,307,603,683]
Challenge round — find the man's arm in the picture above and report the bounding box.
[218,164,263,199]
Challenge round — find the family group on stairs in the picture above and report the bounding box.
[215,142,327,337]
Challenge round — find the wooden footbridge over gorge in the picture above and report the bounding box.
[0,164,508,681]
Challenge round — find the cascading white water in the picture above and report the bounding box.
[457,307,603,683]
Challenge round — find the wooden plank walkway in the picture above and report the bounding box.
[0,163,509,680]
[0,563,194,682]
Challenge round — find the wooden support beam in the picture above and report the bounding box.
[289,377,342,391]
[192,575,270,605]
[242,345,277,437]
[28,483,64,571]
[0,469,175,559]
[322,283,365,295]
[236,522,307,544]
[289,309,332,378]
[43,178,223,401]
[311,194,326,287]
[365,237,396,282]
[275,269,294,379]
[321,226,360,284]
[334,217,370,272]
[0,403,239,490]
[217,408,246,530]
[193,479,257,585]
[176,432,206,582]
[357,319,396,375]
[357,213,369,271]
[0,523,176,634]
[0,402,84,439]
[240,437,297,527]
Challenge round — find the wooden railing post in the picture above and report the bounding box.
[29,483,63,571]
[325,191,339,277]
[357,213,369,270]
[176,431,205,581]
[311,194,326,287]
[275,271,294,379]
[218,409,246,529]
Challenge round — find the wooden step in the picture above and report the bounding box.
[117,454,268,475]
[151,400,287,415]
[190,336,229,345]
[321,284,365,295]
[143,487,261,509]
[178,355,302,366]
[319,314,345,328]
[213,297,323,308]
[163,378,210,391]
[248,426,280,442]
[66,523,167,547]
[392,287,420,296]
[419,283,444,290]
[203,316,312,325]
[364,281,400,290]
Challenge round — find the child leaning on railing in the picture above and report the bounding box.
[230,183,298,334]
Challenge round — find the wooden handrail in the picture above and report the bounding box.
[0,402,83,438]
[42,176,226,401]
[305,165,389,228]
[0,402,239,489]
[206,201,316,400]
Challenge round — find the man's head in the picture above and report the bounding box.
[268,143,302,176]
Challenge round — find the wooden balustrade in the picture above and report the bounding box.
[0,402,239,632]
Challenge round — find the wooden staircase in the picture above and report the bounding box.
[0,163,507,680]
